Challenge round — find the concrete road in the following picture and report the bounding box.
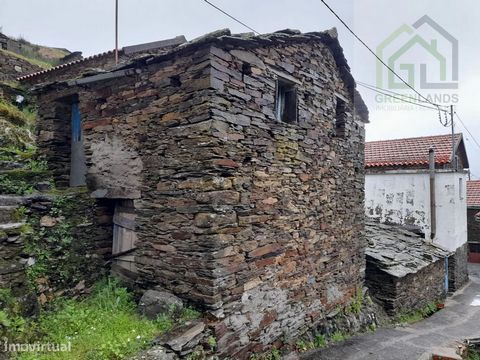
[301,263,480,360]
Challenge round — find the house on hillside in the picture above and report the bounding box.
[467,180,480,263]
[20,28,369,357]
[365,134,469,291]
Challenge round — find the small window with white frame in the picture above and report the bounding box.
[275,77,297,124]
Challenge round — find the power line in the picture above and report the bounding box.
[357,82,448,112]
[454,112,480,151]
[357,81,449,108]
[202,0,260,35]
[319,0,441,109]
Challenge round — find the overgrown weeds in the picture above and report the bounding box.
[2,278,199,360]
[395,302,439,324]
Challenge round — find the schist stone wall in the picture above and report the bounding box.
[32,30,368,357]
[468,208,480,263]
[365,222,448,316]
[468,209,480,243]
[0,49,42,82]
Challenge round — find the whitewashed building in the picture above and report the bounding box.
[365,133,470,291]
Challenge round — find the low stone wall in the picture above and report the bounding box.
[0,190,114,297]
[366,259,446,316]
[467,209,480,244]
[448,242,469,291]
[467,208,480,263]
[0,49,42,82]
[365,222,448,316]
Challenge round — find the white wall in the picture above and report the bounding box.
[365,171,467,251]
[435,172,468,251]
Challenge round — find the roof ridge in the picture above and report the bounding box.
[366,133,461,144]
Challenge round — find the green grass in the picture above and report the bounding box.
[9,278,193,360]
[330,331,349,342]
[467,349,480,360]
[0,99,32,126]
[0,48,53,69]
[249,348,281,360]
[395,302,439,324]
[0,173,34,194]
[0,145,36,161]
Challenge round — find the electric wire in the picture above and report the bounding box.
[201,0,260,35]
[356,81,449,108]
[319,0,442,111]
[357,82,448,112]
[454,112,480,151]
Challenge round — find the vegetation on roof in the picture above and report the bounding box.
[0,98,36,150]
[0,48,53,70]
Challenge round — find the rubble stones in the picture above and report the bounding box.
[138,290,184,320]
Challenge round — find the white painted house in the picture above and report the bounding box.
[365,133,470,291]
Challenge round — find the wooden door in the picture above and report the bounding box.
[112,200,137,278]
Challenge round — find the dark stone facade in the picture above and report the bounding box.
[30,29,368,357]
[467,208,480,263]
[448,242,469,291]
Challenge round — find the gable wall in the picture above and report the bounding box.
[34,39,367,357]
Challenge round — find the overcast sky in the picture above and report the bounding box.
[0,0,478,177]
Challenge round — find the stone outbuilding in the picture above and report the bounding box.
[22,28,368,357]
[365,134,470,291]
[467,180,480,263]
[365,222,450,316]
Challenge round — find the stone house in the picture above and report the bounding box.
[365,222,450,315]
[22,28,369,357]
[365,134,470,291]
[467,180,480,263]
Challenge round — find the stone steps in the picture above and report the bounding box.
[0,205,18,223]
[0,195,27,207]
[0,222,25,233]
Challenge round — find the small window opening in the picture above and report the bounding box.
[241,62,252,80]
[170,75,181,87]
[275,77,297,123]
[335,97,347,137]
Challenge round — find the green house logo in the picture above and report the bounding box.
[376,15,458,90]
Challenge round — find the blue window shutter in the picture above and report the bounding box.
[71,102,81,142]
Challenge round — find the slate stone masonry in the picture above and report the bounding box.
[365,222,448,316]
[448,242,469,291]
[31,29,368,357]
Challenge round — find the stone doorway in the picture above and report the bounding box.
[111,199,138,282]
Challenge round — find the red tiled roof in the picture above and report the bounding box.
[467,180,480,207]
[16,50,116,81]
[365,134,462,168]
[17,35,187,82]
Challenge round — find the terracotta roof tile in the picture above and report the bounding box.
[365,134,462,168]
[467,180,480,207]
